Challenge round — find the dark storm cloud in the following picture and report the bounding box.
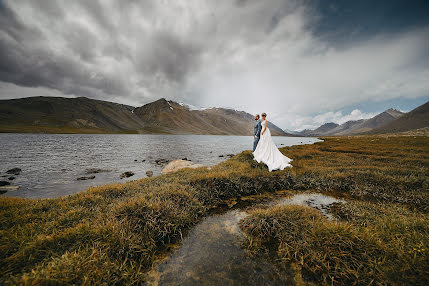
[0,0,207,102]
[0,2,109,97]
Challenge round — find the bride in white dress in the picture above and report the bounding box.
[253,113,293,171]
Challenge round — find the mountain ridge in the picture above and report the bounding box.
[369,102,429,134]
[293,103,429,136]
[0,96,289,136]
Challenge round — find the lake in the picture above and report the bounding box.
[0,134,321,199]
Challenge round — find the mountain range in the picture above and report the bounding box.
[0,96,288,136]
[1,96,427,136]
[293,101,428,136]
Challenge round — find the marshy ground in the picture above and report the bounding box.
[0,135,428,285]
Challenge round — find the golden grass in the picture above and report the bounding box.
[0,135,428,284]
[240,202,429,285]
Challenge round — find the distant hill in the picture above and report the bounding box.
[326,119,366,135]
[133,98,288,135]
[347,108,404,134]
[313,122,339,134]
[296,107,409,136]
[0,96,289,136]
[370,102,429,134]
[329,108,404,136]
[0,96,144,133]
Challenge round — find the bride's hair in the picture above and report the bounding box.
[262,112,267,117]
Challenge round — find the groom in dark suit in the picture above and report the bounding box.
[253,114,262,151]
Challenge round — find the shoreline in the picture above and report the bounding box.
[0,135,320,200]
[1,134,427,284]
[0,131,299,137]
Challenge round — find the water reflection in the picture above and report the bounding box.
[146,192,345,285]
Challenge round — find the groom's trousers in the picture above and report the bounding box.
[253,137,260,152]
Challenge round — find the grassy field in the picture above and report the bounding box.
[0,135,428,284]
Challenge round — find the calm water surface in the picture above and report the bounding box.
[0,134,320,199]
[146,192,345,285]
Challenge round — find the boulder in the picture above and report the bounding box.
[6,168,21,175]
[8,176,15,180]
[146,170,153,177]
[0,180,11,186]
[120,171,135,179]
[162,160,207,174]
[77,176,96,180]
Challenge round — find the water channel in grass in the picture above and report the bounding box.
[145,191,346,285]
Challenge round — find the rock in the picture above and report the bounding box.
[6,168,21,175]
[182,157,189,161]
[134,159,138,162]
[146,170,153,177]
[0,180,11,186]
[0,185,20,192]
[154,159,170,165]
[162,160,207,174]
[77,176,96,180]
[8,176,15,180]
[120,171,135,179]
[142,159,146,162]
[218,155,224,157]
[226,154,234,158]
[85,168,111,174]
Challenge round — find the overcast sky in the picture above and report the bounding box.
[1,0,428,130]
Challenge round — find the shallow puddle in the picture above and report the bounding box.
[145,192,345,285]
[275,193,346,220]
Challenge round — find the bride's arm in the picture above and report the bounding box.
[261,120,267,135]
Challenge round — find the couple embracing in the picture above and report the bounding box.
[253,113,292,171]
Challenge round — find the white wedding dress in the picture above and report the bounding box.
[253,120,293,171]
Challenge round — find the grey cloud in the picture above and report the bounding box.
[31,0,64,18]
[137,31,203,83]
[0,0,209,102]
[0,0,428,131]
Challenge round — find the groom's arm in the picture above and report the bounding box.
[255,122,262,137]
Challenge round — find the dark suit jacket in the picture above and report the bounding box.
[254,120,262,138]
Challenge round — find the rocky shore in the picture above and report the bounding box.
[0,168,21,193]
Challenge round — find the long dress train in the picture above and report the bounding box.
[253,120,292,171]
